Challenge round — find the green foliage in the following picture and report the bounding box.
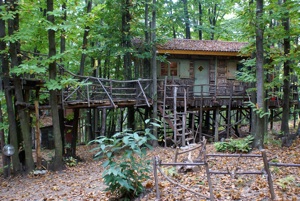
[90,120,158,199]
[63,156,78,167]
[10,64,46,76]
[276,175,295,191]
[245,101,271,118]
[264,134,282,147]
[162,166,178,177]
[214,135,254,153]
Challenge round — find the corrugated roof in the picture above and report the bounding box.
[157,39,248,52]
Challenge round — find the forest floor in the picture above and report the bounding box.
[0,124,300,200]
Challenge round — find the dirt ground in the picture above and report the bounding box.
[0,124,300,200]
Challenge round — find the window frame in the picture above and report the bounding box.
[159,60,180,78]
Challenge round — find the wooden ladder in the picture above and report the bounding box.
[160,77,193,147]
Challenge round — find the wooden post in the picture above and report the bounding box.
[214,107,220,142]
[205,161,215,201]
[173,86,178,146]
[191,112,195,143]
[181,88,186,146]
[227,82,233,138]
[153,157,160,200]
[270,109,274,130]
[163,77,167,147]
[261,150,276,200]
[199,85,203,142]
[35,101,42,169]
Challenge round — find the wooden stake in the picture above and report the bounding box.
[35,101,42,169]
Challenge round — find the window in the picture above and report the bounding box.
[160,61,178,77]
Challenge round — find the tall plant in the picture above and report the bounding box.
[91,119,159,199]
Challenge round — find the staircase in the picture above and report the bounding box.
[159,77,193,147]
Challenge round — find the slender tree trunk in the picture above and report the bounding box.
[100,108,106,136]
[121,0,135,129]
[71,0,92,154]
[208,4,217,40]
[0,0,10,176]
[78,0,92,75]
[71,109,79,156]
[47,0,63,171]
[144,0,151,78]
[280,0,290,137]
[253,0,265,149]
[8,0,35,173]
[198,2,203,40]
[151,0,158,146]
[59,1,67,155]
[182,0,191,39]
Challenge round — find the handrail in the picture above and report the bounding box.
[96,78,116,108]
[62,72,152,108]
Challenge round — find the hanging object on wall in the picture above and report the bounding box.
[198,65,204,72]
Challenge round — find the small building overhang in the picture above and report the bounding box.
[156,39,249,57]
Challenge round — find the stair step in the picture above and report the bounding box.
[176,132,191,136]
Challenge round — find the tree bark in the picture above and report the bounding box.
[8,0,35,173]
[59,1,67,155]
[0,0,10,176]
[47,0,63,171]
[253,0,265,149]
[143,0,151,78]
[198,2,203,40]
[121,0,135,129]
[78,0,92,76]
[182,0,191,39]
[71,109,79,157]
[151,0,158,146]
[208,4,218,40]
[280,0,290,138]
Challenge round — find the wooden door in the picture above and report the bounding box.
[194,60,209,96]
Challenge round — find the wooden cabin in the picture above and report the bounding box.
[156,39,249,107]
[154,39,252,146]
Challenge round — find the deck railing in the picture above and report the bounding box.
[63,76,153,108]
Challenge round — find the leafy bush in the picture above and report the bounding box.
[276,175,295,191]
[91,120,158,200]
[64,156,77,167]
[214,135,254,153]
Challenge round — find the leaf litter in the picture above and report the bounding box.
[0,138,299,200]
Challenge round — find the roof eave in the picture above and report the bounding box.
[157,49,247,57]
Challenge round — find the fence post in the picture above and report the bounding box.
[261,150,276,200]
[153,156,160,200]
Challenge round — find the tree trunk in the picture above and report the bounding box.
[78,0,92,75]
[100,108,106,136]
[151,0,158,146]
[71,109,79,157]
[280,0,290,138]
[143,0,151,78]
[127,107,135,130]
[208,4,218,40]
[121,0,135,129]
[182,0,191,39]
[59,1,67,156]
[198,2,203,40]
[47,0,63,171]
[8,0,35,173]
[0,0,9,176]
[253,0,265,149]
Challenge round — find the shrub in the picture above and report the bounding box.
[214,135,254,153]
[91,119,158,200]
[63,156,77,167]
